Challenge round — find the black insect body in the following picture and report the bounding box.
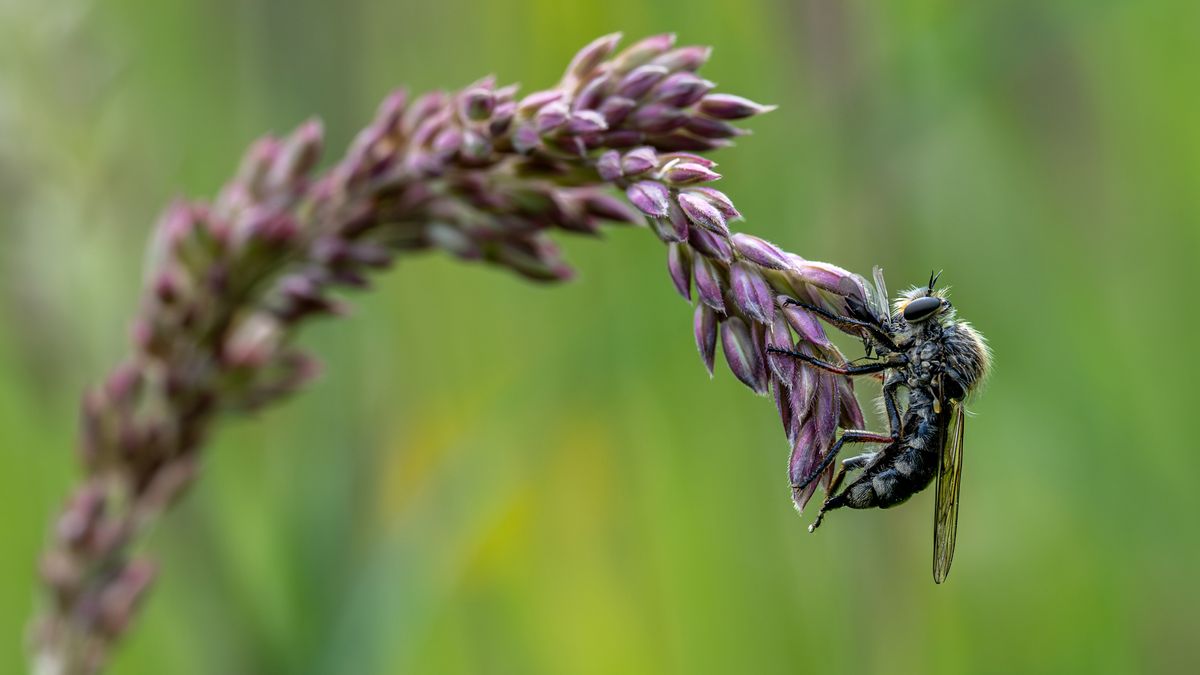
[767,270,990,583]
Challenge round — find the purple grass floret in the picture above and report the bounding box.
[627,180,672,218]
[687,186,740,220]
[664,200,691,241]
[732,233,788,269]
[684,115,747,139]
[838,378,866,430]
[621,146,659,176]
[611,33,676,72]
[782,302,831,348]
[652,45,712,72]
[663,161,722,186]
[563,32,623,83]
[699,93,778,119]
[730,262,775,325]
[650,210,688,243]
[459,88,495,122]
[720,317,768,394]
[617,65,671,99]
[598,97,637,126]
[518,89,564,113]
[535,101,571,134]
[632,103,687,133]
[677,192,729,235]
[652,72,714,107]
[688,226,734,262]
[694,304,718,376]
[597,150,622,181]
[766,315,796,385]
[789,420,824,511]
[566,110,608,135]
[694,255,726,312]
[667,242,693,301]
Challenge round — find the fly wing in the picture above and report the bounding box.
[932,401,965,584]
[871,266,890,323]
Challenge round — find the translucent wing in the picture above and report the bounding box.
[932,401,965,584]
[871,266,890,323]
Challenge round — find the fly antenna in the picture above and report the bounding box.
[928,269,942,293]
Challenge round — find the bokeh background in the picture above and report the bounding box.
[2,0,1198,673]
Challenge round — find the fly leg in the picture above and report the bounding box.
[821,451,876,507]
[809,495,845,533]
[882,375,903,438]
[841,451,881,471]
[763,348,905,377]
[793,430,894,493]
[780,298,897,351]
[808,449,886,533]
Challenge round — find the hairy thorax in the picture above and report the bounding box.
[894,321,989,400]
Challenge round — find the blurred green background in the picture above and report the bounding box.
[2,0,1198,673]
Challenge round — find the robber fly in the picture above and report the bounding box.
[767,270,990,583]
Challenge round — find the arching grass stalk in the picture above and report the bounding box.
[30,33,867,674]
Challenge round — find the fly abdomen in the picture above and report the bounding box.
[837,445,939,509]
[829,400,944,511]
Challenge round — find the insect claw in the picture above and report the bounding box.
[808,508,827,533]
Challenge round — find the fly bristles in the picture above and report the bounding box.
[957,321,993,389]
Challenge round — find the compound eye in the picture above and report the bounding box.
[903,296,943,323]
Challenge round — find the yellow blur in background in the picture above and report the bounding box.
[2,0,1198,673]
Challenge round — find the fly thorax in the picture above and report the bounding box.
[905,338,940,388]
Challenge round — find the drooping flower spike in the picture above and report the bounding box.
[32,34,864,674]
